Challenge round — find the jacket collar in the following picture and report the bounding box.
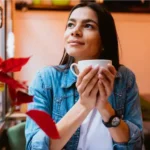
[61,68,77,88]
[116,71,122,78]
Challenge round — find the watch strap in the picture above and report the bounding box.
[102,110,121,128]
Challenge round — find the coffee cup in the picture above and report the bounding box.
[70,59,112,77]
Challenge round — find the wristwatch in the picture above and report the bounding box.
[102,111,121,128]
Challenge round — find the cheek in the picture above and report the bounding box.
[63,34,67,43]
[94,34,101,48]
[94,38,101,49]
[88,35,101,49]
[63,31,69,44]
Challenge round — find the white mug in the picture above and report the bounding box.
[70,59,112,77]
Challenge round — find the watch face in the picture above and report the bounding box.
[112,117,120,126]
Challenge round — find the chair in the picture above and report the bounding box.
[7,122,26,150]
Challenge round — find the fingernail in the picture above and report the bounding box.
[100,67,104,73]
[99,80,102,84]
[98,74,102,78]
[93,64,99,69]
[87,65,92,69]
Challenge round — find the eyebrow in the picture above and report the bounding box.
[68,18,98,26]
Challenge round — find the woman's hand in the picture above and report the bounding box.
[76,65,100,111]
[96,64,117,112]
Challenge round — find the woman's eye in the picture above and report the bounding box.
[85,24,93,29]
[67,23,74,28]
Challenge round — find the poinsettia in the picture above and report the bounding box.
[0,57,3,64]
[0,56,60,139]
[0,56,33,105]
[27,110,60,139]
[0,57,30,73]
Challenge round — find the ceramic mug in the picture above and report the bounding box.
[70,59,112,77]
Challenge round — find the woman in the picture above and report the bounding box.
[25,2,143,150]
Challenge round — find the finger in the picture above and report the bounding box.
[76,65,92,87]
[107,64,117,75]
[77,65,99,93]
[98,74,110,95]
[100,67,114,83]
[84,73,99,95]
[90,82,99,97]
[98,80,106,98]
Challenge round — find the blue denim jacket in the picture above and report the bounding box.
[25,65,143,150]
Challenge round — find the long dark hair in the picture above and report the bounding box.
[55,2,120,71]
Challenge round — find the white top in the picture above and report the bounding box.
[77,108,113,150]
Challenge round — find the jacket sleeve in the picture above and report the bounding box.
[25,70,53,150]
[113,70,143,150]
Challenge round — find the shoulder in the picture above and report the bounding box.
[31,65,67,88]
[117,65,137,88]
[37,65,67,79]
[118,65,135,77]
[118,65,136,79]
[38,65,66,75]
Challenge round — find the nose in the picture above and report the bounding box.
[71,26,82,37]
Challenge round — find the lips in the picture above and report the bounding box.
[68,40,85,45]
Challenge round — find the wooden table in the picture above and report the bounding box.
[0,122,5,136]
[6,112,26,121]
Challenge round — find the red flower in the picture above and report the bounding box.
[27,110,60,139]
[0,57,33,105]
[0,56,60,139]
[0,57,30,73]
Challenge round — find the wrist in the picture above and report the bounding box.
[77,100,92,113]
[98,102,115,122]
[102,111,121,128]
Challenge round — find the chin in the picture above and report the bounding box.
[66,48,82,58]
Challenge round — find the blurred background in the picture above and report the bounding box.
[0,0,150,150]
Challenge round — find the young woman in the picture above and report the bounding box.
[25,2,143,150]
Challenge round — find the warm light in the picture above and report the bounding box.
[0,82,4,91]
[97,0,104,3]
[141,0,145,3]
[51,0,70,6]
[0,6,2,28]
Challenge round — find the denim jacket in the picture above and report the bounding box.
[25,65,143,150]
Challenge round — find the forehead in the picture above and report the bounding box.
[69,7,98,22]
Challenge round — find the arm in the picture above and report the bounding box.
[98,103,130,143]
[113,70,143,149]
[96,65,143,149]
[50,100,90,150]
[50,65,100,150]
[25,70,52,150]
[26,65,100,150]
[96,65,129,142]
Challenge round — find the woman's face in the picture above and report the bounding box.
[64,7,101,62]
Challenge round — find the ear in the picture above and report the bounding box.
[101,47,104,51]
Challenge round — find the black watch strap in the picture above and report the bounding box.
[102,110,121,128]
